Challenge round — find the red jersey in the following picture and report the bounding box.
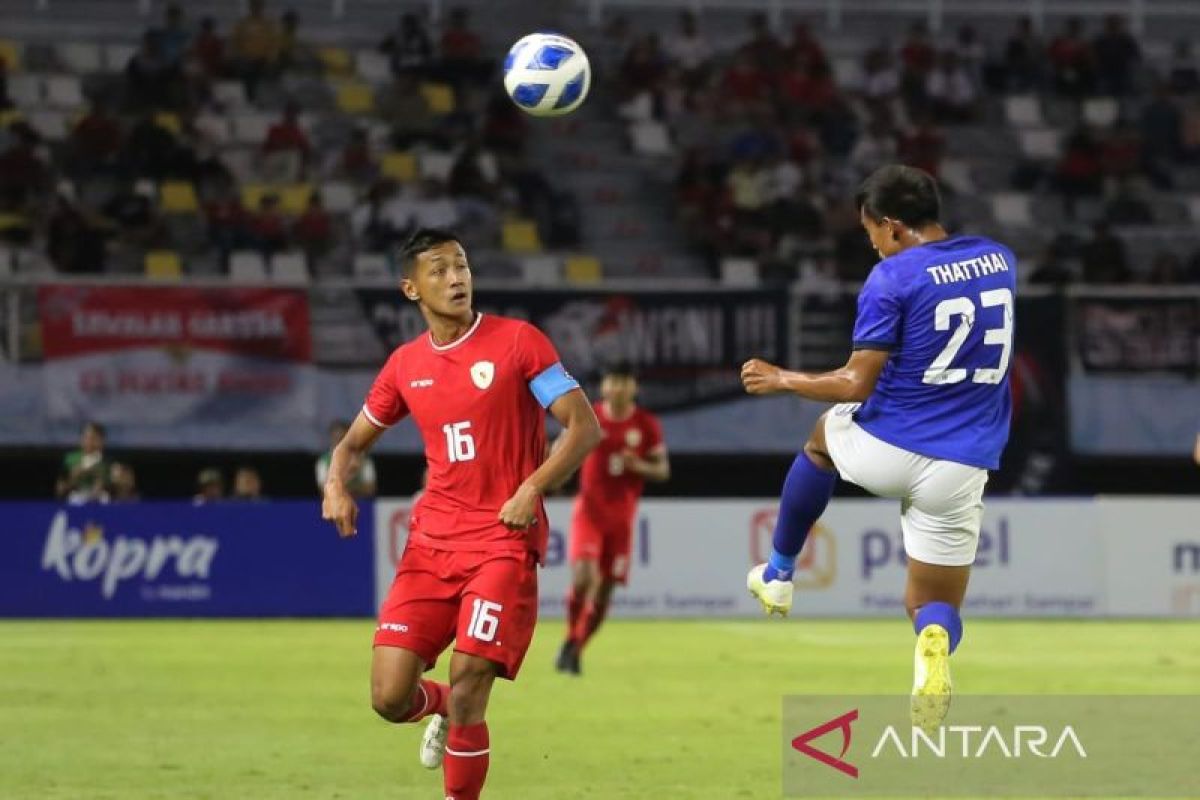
[576,402,663,523]
[363,313,571,560]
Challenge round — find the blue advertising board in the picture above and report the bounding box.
[0,501,374,617]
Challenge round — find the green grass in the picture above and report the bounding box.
[0,620,1197,799]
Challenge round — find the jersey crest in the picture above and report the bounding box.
[470,360,495,389]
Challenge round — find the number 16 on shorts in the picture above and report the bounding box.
[467,599,502,642]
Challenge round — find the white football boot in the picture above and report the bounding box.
[747,563,794,616]
[910,624,953,733]
[419,714,449,769]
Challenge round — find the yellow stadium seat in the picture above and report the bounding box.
[420,82,455,114]
[565,255,603,284]
[0,109,24,129]
[317,46,352,75]
[335,81,374,114]
[380,151,417,182]
[502,219,542,254]
[145,250,183,280]
[279,183,313,215]
[159,181,199,214]
[241,184,270,210]
[153,111,181,135]
[0,40,21,72]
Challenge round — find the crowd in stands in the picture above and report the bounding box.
[600,10,1200,284]
[0,1,574,279]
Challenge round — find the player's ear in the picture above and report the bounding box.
[400,277,419,302]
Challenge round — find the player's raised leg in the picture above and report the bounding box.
[443,651,499,800]
[748,412,838,616]
[370,645,452,767]
[906,559,970,731]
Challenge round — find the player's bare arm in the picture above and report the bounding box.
[322,413,385,537]
[622,445,670,482]
[498,389,601,529]
[1194,433,1200,466]
[740,349,890,403]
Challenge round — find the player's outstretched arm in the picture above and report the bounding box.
[1193,433,1200,466]
[741,349,890,403]
[498,389,602,529]
[623,445,670,483]
[322,413,386,537]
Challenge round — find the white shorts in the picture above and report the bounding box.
[823,403,988,567]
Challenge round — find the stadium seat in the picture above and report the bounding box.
[44,75,83,108]
[279,184,313,215]
[520,256,561,285]
[144,250,183,280]
[939,158,975,194]
[630,121,672,156]
[502,219,542,254]
[154,111,181,135]
[418,151,454,181]
[719,257,760,287]
[1018,129,1061,160]
[321,181,356,213]
[1186,196,1200,224]
[229,251,268,282]
[159,181,199,214]
[26,110,67,140]
[354,50,391,83]
[212,80,249,108]
[1004,95,1044,128]
[334,81,374,114]
[991,192,1034,227]
[381,151,417,182]
[352,252,390,278]
[1082,97,1120,128]
[194,113,231,145]
[102,43,136,72]
[420,82,455,114]
[240,184,271,211]
[269,252,309,284]
[318,46,352,75]
[7,74,41,106]
[0,40,22,72]
[832,56,864,89]
[564,255,602,284]
[57,42,102,73]
[0,245,14,277]
[0,109,24,129]
[231,113,273,145]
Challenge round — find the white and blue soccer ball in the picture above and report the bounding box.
[502,32,591,117]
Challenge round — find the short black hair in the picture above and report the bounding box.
[855,165,941,228]
[398,228,462,276]
[83,421,106,438]
[602,362,637,380]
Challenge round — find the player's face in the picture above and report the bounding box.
[81,426,103,454]
[860,208,903,259]
[601,375,637,407]
[404,242,473,317]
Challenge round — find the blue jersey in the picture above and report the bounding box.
[851,235,1016,469]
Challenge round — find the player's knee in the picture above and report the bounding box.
[448,668,494,720]
[370,681,414,723]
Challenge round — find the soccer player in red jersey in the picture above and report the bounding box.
[556,364,669,675]
[321,229,601,800]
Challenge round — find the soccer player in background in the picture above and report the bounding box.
[322,228,602,800]
[740,165,1016,730]
[556,364,669,675]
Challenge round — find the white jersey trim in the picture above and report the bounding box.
[429,313,484,352]
[361,404,391,429]
[445,747,491,757]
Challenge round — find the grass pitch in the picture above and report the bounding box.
[1,619,1196,799]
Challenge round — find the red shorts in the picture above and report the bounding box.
[374,544,539,680]
[568,503,635,585]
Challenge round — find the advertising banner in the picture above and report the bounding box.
[1097,497,1200,616]
[0,501,372,617]
[37,285,316,425]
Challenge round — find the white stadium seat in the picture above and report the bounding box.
[353,253,390,278]
[102,43,137,72]
[1019,129,1062,160]
[1082,97,1119,128]
[270,253,309,284]
[991,192,1034,227]
[229,251,268,282]
[720,257,760,287]
[45,74,84,108]
[1004,95,1044,128]
[58,42,102,73]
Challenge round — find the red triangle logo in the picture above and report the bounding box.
[791,709,859,778]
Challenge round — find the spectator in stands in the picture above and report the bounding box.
[158,3,190,65]
[1099,121,1143,186]
[619,33,668,103]
[1168,40,1200,95]
[954,24,985,84]
[1001,15,1043,92]
[1092,15,1140,97]
[293,192,333,263]
[1147,252,1185,284]
[926,50,978,122]
[47,188,107,274]
[899,21,936,110]
[205,182,247,265]
[316,420,376,497]
[334,126,376,182]
[722,51,771,112]
[0,57,11,111]
[1056,128,1103,217]
[350,180,404,252]
[66,101,123,177]
[0,124,50,209]
[899,113,945,176]
[665,10,711,87]
[191,17,225,79]
[1047,17,1094,96]
[125,30,185,111]
[56,421,110,503]
[120,111,180,179]
[246,192,289,257]
[1104,177,1152,225]
[862,43,901,103]
[1141,81,1183,185]
[194,467,224,504]
[232,466,264,501]
[262,102,311,176]
[230,0,283,99]
[279,9,319,72]
[787,22,827,72]
[780,56,837,118]
[412,178,460,230]
[381,12,434,78]
[1080,222,1131,283]
[109,462,139,502]
[438,7,490,87]
[849,117,897,178]
[738,12,783,72]
[101,180,168,251]
[378,72,439,149]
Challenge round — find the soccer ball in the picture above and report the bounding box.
[502,32,591,117]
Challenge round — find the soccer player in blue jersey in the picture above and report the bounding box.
[741,165,1015,729]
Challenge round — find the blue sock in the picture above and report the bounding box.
[913,602,963,654]
[762,452,837,582]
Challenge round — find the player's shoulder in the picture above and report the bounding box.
[635,405,661,426]
[482,313,541,339]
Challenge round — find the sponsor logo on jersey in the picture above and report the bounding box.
[378,622,409,633]
[410,378,434,388]
[470,360,495,389]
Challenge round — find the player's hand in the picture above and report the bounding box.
[322,482,359,537]
[498,482,541,530]
[741,358,786,395]
[620,449,647,475]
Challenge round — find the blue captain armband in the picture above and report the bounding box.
[529,362,579,408]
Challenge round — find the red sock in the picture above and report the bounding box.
[573,598,610,651]
[444,721,489,800]
[565,587,584,644]
[401,679,449,723]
